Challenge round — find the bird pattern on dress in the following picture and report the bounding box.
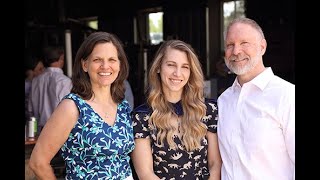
[132,99,218,180]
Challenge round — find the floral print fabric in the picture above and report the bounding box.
[61,93,135,179]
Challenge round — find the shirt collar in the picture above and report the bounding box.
[47,67,64,74]
[250,67,274,90]
[171,100,183,116]
[231,67,274,91]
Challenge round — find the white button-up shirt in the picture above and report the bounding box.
[29,67,72,127]
[217,67,295,180]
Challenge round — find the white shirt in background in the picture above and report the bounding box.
[29,67,72,128]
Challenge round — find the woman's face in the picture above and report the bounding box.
[159,48,190,97]
[82,42,120,88]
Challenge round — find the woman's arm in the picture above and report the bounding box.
[131,138,160,180]
[207,131,222,180]
[29,99,79,180]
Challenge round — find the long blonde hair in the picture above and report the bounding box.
[147,40,207,151]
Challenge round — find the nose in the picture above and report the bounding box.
[173,67,181,76]
[232,44,242,55]
[100,60,108,68]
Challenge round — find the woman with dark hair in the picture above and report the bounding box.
[29,32,135,180]
[131,40,222,180]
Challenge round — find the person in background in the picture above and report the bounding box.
[131,40,221,180]
[217,17,295,180]
[124,79,134,109]
[29,46,72,133]
[29,32,135,180]
[25,55,45,124]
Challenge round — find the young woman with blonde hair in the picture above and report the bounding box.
[131,39,221,180]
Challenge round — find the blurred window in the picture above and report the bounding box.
[221,0,245,50]
[149,12,163,45]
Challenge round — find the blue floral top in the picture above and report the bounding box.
[60,93,135,180]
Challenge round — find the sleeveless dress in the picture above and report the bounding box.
[132,98,218,180]
[60,93,135,179]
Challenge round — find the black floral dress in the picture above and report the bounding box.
[132,99,218,180]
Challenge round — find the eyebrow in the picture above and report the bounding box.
[91,55,119,60]
[165,60,189,65]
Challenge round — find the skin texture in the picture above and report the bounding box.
[159,48,190,101]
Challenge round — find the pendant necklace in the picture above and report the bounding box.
[105,112,109,119]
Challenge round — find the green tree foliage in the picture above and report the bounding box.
[149,17,163,33]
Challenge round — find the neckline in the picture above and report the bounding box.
[84,100,119,127]
[170,100,183,116]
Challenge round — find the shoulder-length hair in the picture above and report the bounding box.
[147,39,207,151]
[71,31,129,103]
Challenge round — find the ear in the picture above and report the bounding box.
[260,39,267,56]
[157,69,160,73]
[81,59,88,72]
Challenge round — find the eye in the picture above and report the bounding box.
[241,42,250,47]
[226,44,234,49]
[109,58,119,62]
[182,65,189,69]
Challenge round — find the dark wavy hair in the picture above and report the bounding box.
[71,32,129,103]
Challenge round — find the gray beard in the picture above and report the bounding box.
[226,56,259,75]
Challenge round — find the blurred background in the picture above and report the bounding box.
[25,0,295,106]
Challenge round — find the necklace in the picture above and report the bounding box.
[90,97,114,119]
[104,112,109,119]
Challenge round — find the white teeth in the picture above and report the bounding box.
[171,79,181,83]
[99,72,111,76]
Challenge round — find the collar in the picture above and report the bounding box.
[171,100,183,116]
[46,67,64,74]
[231,67,274,91]
[250,67,274,90]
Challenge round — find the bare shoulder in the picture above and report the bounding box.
[52,98,79,118]
[57,98,77,109]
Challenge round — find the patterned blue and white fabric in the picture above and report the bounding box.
[60,93,135,180]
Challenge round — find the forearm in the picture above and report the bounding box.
[208,164,221,180]
[30,163,57,180]
[137,172,160,180]
[131,138,160,180]
[206,132,221,180]
[133,159,160,180]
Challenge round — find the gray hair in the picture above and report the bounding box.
[224,17,265,41]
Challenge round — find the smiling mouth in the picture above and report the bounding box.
[98,72,112,76]
[232,58,247,62]
[170,79,182,83]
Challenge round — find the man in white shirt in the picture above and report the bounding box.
[217,17,295,180]
[29,46,72,133]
